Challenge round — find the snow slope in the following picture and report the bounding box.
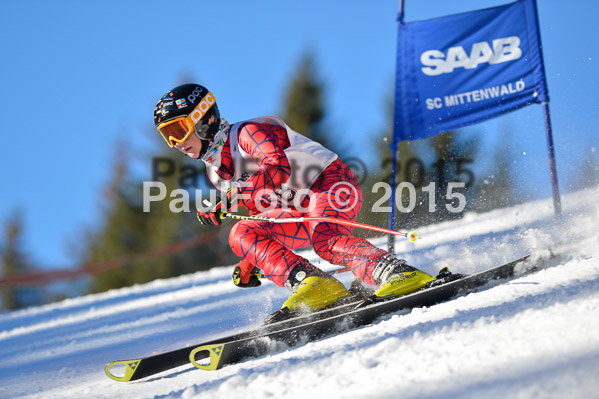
[1,188,599,399]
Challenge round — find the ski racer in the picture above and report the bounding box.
[153,83,439,315]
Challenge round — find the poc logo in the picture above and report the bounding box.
[187,86,205,104]
[420,36,522,76]
[190,92,216,123]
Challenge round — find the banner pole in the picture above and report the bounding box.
[388,0,406,253]
[388,141,399,253]
[398,0,405,23]
[541,100,562,217]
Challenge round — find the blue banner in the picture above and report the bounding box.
[393,0,548,142]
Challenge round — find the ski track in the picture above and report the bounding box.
[1,188,598,399]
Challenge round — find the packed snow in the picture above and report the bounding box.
[1,188,599,399]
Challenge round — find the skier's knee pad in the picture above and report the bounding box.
[311,231,348,263]
[228,220,259,254]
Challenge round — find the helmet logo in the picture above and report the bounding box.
[155,101,171,117]
[176,98,187,109]
[187,86,205,104]
[190,92,216,124]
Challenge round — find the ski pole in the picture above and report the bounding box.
[219,212,420,242]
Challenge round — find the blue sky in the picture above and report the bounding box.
[1,0,597,270]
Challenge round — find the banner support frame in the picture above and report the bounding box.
[388,0,406,254]
[541,100,562,217]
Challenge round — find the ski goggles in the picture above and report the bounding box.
[156,91,216,147]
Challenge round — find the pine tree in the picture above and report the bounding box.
[281,50,333,151]
[568,145,599,192]
[425,131,480,223]
[84,144,147,291]
[84,130,236,293]
[1,213,42,310]
[358,94,419,233]
[356,91,481,232]
[472,127,522,212]
[83,141,191,292]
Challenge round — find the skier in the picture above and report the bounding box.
[153,83,439,316]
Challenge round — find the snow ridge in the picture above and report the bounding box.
[1,189,598,399]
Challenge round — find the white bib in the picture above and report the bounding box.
[206,116,337,202]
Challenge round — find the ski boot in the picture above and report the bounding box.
[367,254,436,303]
[264,260,350,324]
